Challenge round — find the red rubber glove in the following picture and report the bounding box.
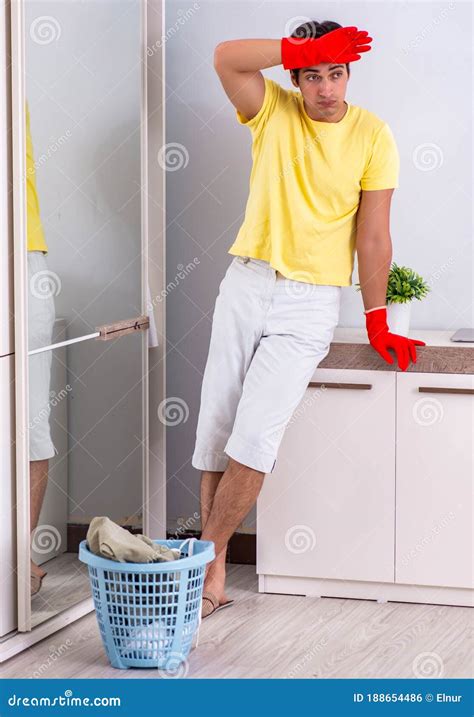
[281,26,373,70]
[365,307,426,372]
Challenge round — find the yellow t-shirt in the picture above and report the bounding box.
[228,77,399,286]
[26,102,48,253]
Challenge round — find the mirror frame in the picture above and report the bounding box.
[12,0,150,631]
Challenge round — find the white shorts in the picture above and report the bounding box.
[191,256,341,474]
[28,250,57,461]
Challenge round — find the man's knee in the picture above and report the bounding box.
[227,456,266,479]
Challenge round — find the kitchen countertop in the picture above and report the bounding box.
[319,328,474,374]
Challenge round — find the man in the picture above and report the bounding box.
[192,21,425,618]
[27,101,58,595]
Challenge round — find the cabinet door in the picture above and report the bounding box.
[396,372,474,589]
[0,355,16,637]
[257,369,396,584]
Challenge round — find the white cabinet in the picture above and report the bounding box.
[396,372,474,590]
[0,354,16,638]
[257,366,473,606]
[257,369,396,584]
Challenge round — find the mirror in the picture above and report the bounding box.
[25,0,143,349]
[29,334,144,627]
[24,0,145,627]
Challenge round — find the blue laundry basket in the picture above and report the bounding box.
[79,537,215,671]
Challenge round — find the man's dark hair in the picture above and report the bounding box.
[289,20,351,83]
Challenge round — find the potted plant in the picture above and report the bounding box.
[355,262,430,335]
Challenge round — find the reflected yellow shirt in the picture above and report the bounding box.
[228,77,399,286]
[26,102,48,253]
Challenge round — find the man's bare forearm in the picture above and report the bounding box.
[356,236,392,312]
[214,39,282,72]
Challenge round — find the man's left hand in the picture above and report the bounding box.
[365,307,426,371]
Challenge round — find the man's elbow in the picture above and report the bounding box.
[356,232,392,257]
[213,41,232,70]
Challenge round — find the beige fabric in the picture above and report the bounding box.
[86,516,181,563]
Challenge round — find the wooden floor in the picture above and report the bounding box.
[31,553,91,629]
[4,565,472,679]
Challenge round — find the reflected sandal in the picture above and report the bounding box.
[31,571,47,596]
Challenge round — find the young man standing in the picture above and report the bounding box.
[192,21,425,618]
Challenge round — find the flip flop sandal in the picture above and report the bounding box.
[201,590,234,620]
[30,571,47,596]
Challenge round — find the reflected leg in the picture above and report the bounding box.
[30,458,49,579]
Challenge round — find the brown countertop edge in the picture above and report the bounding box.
[321,340,474,375]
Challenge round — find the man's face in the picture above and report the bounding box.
[290,63,349,120]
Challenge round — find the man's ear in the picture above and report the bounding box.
[289,70,299,88]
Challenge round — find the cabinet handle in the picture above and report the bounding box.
[308,381,373,390]
[96,315,150,341]
[418,386,474,395]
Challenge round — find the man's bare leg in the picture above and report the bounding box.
[30,459,49,579]
[201,457,266,603]
[200,469,231,601]
[200,471,222,532]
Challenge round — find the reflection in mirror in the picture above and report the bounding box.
[23,0,145,628]
[29,329,144,627]
[25,0,142,350]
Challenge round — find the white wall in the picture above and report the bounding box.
[164,0,472,528]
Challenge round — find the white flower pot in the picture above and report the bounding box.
[387,302,411,336]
